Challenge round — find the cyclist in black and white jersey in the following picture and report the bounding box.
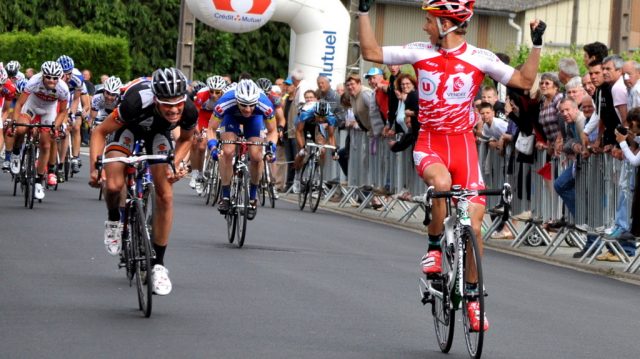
[89,68,197,296]
[89,76,122,128]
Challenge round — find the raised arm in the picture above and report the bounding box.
[357,0,384,64]
[507,20,546,90]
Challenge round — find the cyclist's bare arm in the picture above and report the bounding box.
[327,126,337,148]
[175,127,195,167]
[54,100,69,129]
[264,118,278,145]
[81,94,91,116]
[89,109,98,126]
[70,89,82,115]
[295,122,306,150]
[206,114,221,142]
[275,106,285,130]
[12,92,29,122]
[357,13,384,63]
[89,112,123,172]
[506,20,544,90]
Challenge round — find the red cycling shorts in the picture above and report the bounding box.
[413,130,486,206]
[197,110,213,131]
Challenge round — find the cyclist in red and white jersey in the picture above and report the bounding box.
[358,0,546,332]
[189,75,227,194]
[9,61,69,199]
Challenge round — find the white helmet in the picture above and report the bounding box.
[206,75,227,91]
[41,61,63,77]
[103,76,123,94]
[6,61,20,77]
[235,79,261,106]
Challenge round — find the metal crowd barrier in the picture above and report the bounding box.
[315,129,636,265]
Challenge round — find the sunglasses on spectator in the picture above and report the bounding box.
[44,75,60,81]
[156,95,187,106]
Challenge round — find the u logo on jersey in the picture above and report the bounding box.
[211,0,272,14]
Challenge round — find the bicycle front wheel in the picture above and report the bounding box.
[210,161,221,207]
[26,147,36,209]
[461,226,485,359]
[133,201,153,318]
[298,160,311,210]
[259,165,267,207]
[226,179,237,244]
[309,161,323,212]
[235,172,249,248]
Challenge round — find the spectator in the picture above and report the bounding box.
[274,77,286,94]
[335,82,345,97]
[82,69,96,96]
[481,86,506,119]
[316,75,342,120]
[553,98,584,220]
[582,41,608,66]
[290,68,314,108]
[282,78,298,191]
[25,68,34,79]
[337,93,357,176]
[364,67,389,127]
[602,55,628,127]
[558,58,580,86]
[536,73,563,150]
[617,110,640,237]
[478,102,508,147]
[389,73,418,136]
[100,74,109,84]
[591,110,640,260]
[583,60,607,149]
[386,64,403,131]
[622,60,640,109]
[345,74,383,136]
[494,53,511,102]
[565,76,586,105]
[579,96,600,144]
[582,73,596,97]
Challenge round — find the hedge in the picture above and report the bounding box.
[0,26,131,80]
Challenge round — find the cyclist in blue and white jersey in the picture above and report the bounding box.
[207,79,277,218]
[292,99,338,192]
[89,76,122,129]
[9,61,69,199]
[59,55,90,175]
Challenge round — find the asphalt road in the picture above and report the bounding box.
[1,168,639,359]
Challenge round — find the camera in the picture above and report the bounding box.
[616,125,628,136]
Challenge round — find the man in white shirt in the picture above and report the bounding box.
[602,55,628,126]
[622,60,640,109]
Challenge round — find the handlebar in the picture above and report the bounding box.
[12,122,55,129]
[95,152,176,174]
[412,183,512,226]
[305,142,336,150]
[219,139,268,146]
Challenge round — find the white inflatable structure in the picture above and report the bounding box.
[186,0,350,87]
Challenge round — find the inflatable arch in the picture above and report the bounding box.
[186,0,350,87]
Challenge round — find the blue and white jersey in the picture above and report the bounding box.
[295,101,337,127]
[213,90,275,122]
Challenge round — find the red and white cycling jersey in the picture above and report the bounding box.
[383,41,514,134]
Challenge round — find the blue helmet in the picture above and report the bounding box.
[16,78,28,93]
[56,55,75,73]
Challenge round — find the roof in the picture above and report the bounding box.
[377,0,565,13]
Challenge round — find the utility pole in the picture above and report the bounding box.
[570,0,579,46]
[176,0,196,79]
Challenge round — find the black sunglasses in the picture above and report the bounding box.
[44,75,60,81]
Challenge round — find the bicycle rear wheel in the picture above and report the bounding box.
[64,147,71,181]
[211,161,221,206]
[310,161,323,212]
[26,147,36,209]
[226,179,237,244]
[235,171,249,248]
[259,166,267,207]
[461,226,485,359]
[133,201,153,318]
[298,160,311,210]
[203,156,213,205]
[432,276,455,353]
[142,183,155,240]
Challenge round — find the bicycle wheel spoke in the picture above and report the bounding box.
[461,226,485,359]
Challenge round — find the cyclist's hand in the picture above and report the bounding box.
[89,169,103,188]
[4,122,14,137]
[267,141,276,155]
[332,152,339,161]
[208,138,219,160]
[266,152,276,163]
[359,0,374,13]
[530,19,546,46]
[167,163,187,184]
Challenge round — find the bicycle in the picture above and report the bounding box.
[202,130,221,206]
[11,122,55,209]
[259,152,276,208]
[96,150,173,318]
[298,142,336,212]
[416,183,511,359]
[219,138,269,248]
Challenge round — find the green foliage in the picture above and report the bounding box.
[0,0,291,81]
[0,26,130,79]
[509,45,587,74]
